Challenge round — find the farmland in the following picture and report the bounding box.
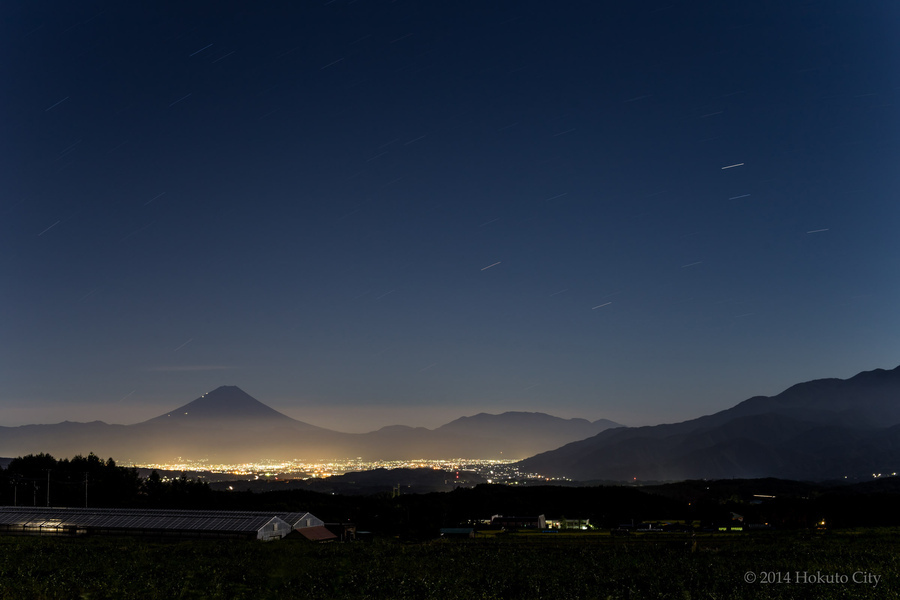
[1,529,897,599]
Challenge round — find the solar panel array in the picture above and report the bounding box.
[0,507,304,537]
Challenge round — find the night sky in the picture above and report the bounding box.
[4,2,899,431]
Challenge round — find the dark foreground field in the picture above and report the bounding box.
[1,530,897,599]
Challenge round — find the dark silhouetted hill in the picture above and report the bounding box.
[520,365,900,482]
[140,385,322,428]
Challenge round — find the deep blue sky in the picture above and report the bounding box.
[3,2,899,431]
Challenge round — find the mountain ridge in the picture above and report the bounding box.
[139,385,325,431]
[519,364,900,481]
[0,388,622,462]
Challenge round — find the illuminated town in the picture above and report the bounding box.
[125,457,565,484]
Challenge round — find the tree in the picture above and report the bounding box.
[7,453,58,478]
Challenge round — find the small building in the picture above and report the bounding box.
[490,514,546,530]
[546,518,591,530]
[0,507,320,541]
[325,522,357,542]
[296,525,338,542]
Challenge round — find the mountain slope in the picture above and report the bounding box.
[139,385,323,429]
[520,365,900,481]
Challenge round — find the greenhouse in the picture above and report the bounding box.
[0,507,320,541]
[280,511,325,530]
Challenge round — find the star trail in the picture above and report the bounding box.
[3,2,899,431]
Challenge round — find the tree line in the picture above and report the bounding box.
[0,453,211,508]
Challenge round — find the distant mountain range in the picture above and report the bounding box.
[6,365,898,480]
[520,365,900,482]
[0,386,621,463]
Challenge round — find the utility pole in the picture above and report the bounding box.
[45,469,51,507]
[84,473,89,508]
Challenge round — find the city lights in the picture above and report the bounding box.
[125,457,563,484]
